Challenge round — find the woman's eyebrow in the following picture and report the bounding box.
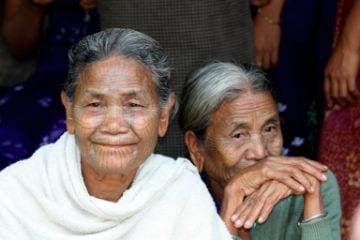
[262,115,281,127]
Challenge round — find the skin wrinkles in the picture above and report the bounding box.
[73,88,157,130]
[201,92,283,197]
[62,56,169,177]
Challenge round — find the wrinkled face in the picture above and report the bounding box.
[201,92,283,186]
[62,56,171,174]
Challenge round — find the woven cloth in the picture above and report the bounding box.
[97,0,255,157]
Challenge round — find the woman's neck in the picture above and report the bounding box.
[205,176,225,204]
[81,160,137,202]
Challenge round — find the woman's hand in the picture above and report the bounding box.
[324,0,360,108]
[303,174,324,219]
[225,156,328,198]
[220,187,251,239]
[80,0,96,11]
[220,156,327,234]
[230,180,293,229]
[253,0,285,70]
[324,41,360,108]
[253,11,281,70]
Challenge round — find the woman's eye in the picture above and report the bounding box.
[264,125,277,134]
[87,102,101,108]
[233,132,245,139]
[128,102,143,108]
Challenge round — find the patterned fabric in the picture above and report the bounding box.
[0,1,99,169]
[97,0,255,158]
[319,1,360,239]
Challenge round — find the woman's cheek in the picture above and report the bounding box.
[267,135,283,156]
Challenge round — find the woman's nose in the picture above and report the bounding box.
[245,135,267,160]
[101,106,130,134]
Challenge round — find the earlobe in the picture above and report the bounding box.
[61,91,75,134]
[184,131,205,172]
[158,93,176,137]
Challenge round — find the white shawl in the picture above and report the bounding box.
[0,133,231,240]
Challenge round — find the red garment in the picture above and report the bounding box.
[319,0,360,239]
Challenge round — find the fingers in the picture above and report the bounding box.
[262,156,328,193]
[265,168,307,193]
[231,181,290,229]
[281,157,328,184]
[330,75,340,104]
[324,77,333,107]
[271,168,311,193]
[348,75,360,99]
[231,188,266,229]
[297,157,328,171]
[253,15,281,71]
[257,187,292,222]
[324,45,360,108]
[220,185,246,235]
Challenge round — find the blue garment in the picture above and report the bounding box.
[257,0,337,158]
[0,1,99,169]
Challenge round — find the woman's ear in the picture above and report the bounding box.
[61,91,75,134]
[158,93,176,137]
[184,131,205,172]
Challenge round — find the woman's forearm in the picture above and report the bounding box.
[337,0,360,51]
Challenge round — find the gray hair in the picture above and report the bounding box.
[179,61,276,140]
[63,28,175,112]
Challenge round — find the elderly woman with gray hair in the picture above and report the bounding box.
[0,29,236,239]
[179,62,341,239]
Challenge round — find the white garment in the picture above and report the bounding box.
[0,132,232,240]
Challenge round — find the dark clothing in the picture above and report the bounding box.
[98,0,255,157]
[0,1,99,169]
[263,0,336,158]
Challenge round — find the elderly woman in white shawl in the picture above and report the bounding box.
[0,28,234,239]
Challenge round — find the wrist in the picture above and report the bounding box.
[303,192,324,219]
[338,34,360,52]
[301,211,328,224]
[257,8,281,26]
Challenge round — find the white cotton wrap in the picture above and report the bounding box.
[0,132,232,240]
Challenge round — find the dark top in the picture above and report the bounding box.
[97,0,255,157]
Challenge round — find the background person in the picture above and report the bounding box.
[319,0,360,238]
[0,0,99,168]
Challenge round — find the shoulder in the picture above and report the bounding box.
[150,154,199,177]
[150,153,211,197]
[0,132,70,186]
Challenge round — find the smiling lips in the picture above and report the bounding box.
[95,142,136,149]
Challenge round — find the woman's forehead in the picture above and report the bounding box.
[217,92,276,116]
[75,56,157,98]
